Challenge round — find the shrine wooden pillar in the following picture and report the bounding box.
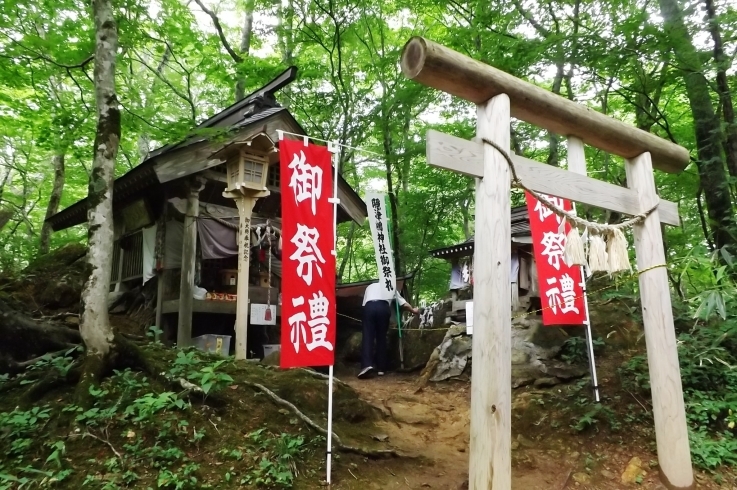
[626,152,693,488]
[177,177,206,348]
[470,94,512,489]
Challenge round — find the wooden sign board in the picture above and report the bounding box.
[121,199,153,232]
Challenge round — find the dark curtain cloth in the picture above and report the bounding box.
[198,218,238,259]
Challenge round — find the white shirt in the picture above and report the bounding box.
[362,282,408,307]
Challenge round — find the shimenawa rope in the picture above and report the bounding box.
[481,138,659,274]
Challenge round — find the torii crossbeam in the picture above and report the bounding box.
[401,37,694,490]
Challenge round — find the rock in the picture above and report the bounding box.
[39,272,85,309]
[341,331,363,363]
[516,434,536,449]
[570,451,580,460]
[621,457,645,485]
[430,335,472,382]
[372,434,389,442]
[600,469,616,480]
[261,350,281,366]
[511,441,520,450]
[511,350,530,364]
[533,377,560,388]
[572,472,591,484]
[401,327,448,368]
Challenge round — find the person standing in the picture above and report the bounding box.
[358,282,419,379]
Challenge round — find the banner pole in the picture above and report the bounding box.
[571,198,599,403]
[326,364,334,484]
[326,143,340,485]
[580,266,600,402]
[386,194,405,369]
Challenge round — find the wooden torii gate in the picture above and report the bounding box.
[400,37,694,490]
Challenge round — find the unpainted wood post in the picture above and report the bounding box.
[234,195,256,360]
[177,178,205,348]
[470,94,511,490]
[625,152,694,490]
[154,196,167,340]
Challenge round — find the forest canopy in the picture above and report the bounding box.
[0,0,736,305]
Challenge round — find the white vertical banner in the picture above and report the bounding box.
[365,193,396,295]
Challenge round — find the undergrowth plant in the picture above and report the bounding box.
[0,345,315,489]
[618,248,737,471]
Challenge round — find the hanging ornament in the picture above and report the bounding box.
[564,222,587,267]
[588,232,608,272]
[606,228,632,273]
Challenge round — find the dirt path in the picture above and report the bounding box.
[333,372,728,490]
[341,373,576,489]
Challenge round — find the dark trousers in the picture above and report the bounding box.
[362,300,391,371]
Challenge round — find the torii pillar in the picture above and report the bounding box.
[401,37,694,490]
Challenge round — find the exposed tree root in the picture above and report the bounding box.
[0,347,80,376]
[0,299,82,371]
[73,334,154,408]
[22,362,82,405]
[244,381,403,459]
[298,368,351,388]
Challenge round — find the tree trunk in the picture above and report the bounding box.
[80,0,120,361]
[38,152,65,256]
[703,0,737,178]
[547,61,565,167]
[659,0,734,251]
[234,0,254,101]
[0,208,11,232]
[337,222,356,281]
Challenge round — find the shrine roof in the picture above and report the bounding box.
[46,67,367,231]
[428,205,530,259]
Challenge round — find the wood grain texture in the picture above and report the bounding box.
[469,94,512,490]
[403,37,689,173]
[426,130,680,226]
[162,298,281,316]
[233,195,257,360]
[625,153,694,490]
[177,178,205,347]
[566,137,587,175]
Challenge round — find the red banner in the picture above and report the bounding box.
[279,139,336,368]
[525,191,587,326]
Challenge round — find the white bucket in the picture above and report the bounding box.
[263,344,281,359]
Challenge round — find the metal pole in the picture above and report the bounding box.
[580,265,600,402]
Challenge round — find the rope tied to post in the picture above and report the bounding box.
[480,138,660,274]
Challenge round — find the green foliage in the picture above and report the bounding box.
[619,313,737,470]
[238,429,307,488]
[559,336,605,365]
[169,350,234,395]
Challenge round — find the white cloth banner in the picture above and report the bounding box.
[164,220,183,270]
[142,223,157,285]
[365,193,396,295]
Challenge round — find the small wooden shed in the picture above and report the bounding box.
[46,68,368,357]
[428,205,539,317]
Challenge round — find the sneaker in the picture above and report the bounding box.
[357,366,373,379]
[377,371,385,376]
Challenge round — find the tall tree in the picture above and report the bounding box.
[703,0,737,179]
[78,0,121,385]
[658,0,735,251]
[38,152,65,255]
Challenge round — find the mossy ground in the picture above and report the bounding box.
[0,343,388,489]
